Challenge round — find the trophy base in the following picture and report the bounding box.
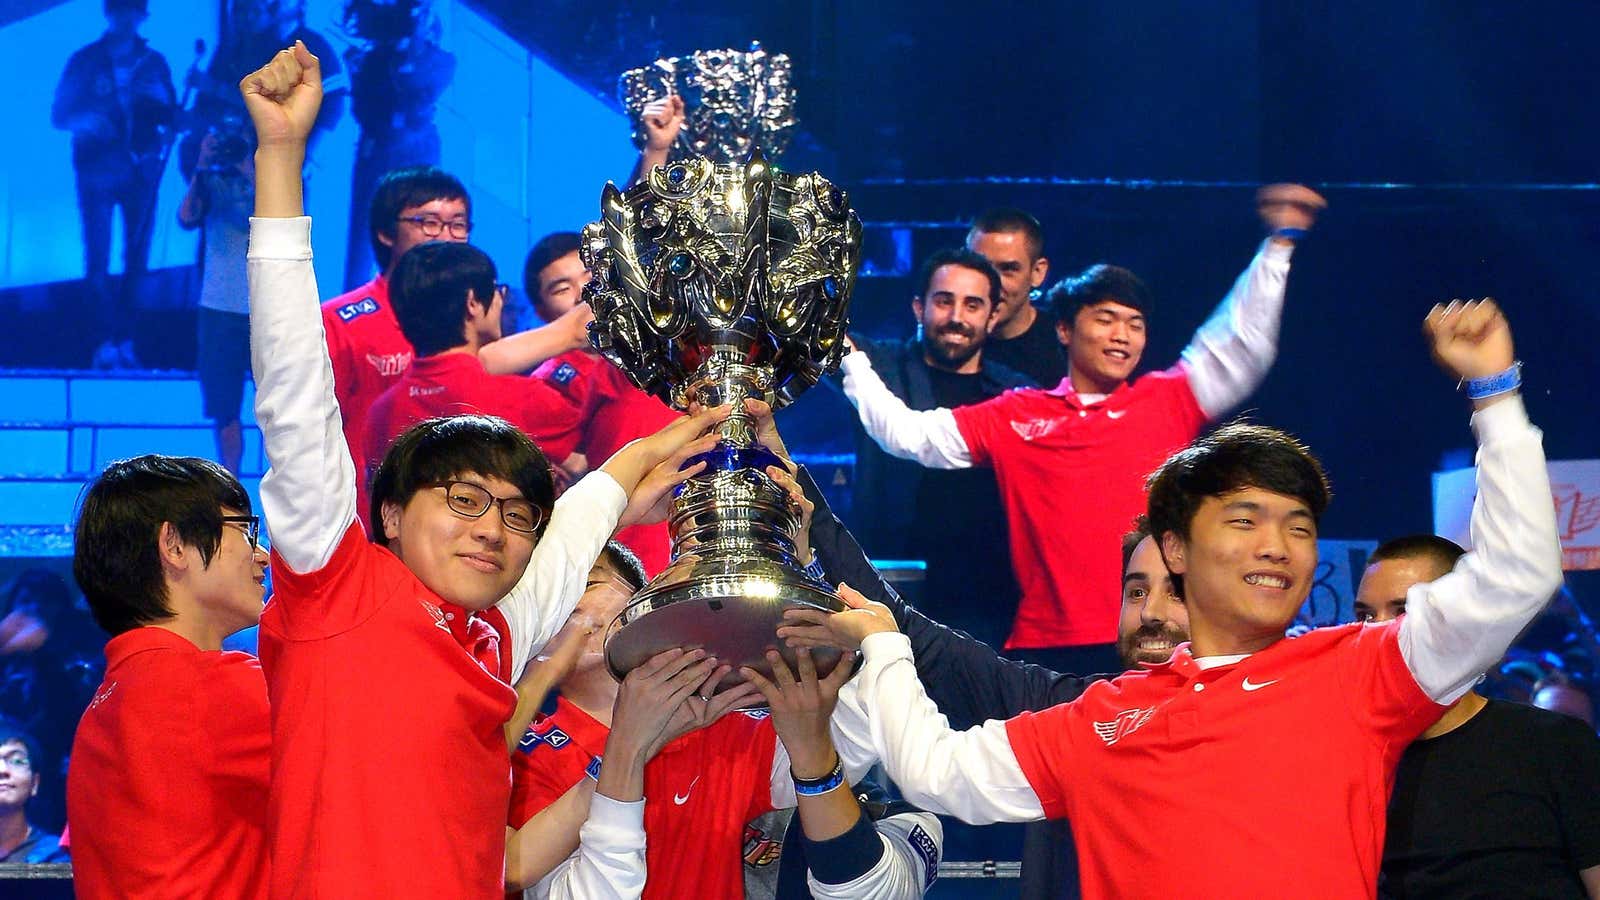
[604,553,847,709]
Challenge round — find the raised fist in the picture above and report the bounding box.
[1424,298,1516,382]
[239,41,323,151]
[1257,183,1327,237]
[642,93,686,153]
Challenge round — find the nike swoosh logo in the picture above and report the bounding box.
[673,775,701,805]
[1241,677,1279,692]
[1106,409,1128,419]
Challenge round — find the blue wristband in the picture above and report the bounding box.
[1272,226,1307,242]
[585,755,603,782]
[793,760,845,796]
[1464,361,1522,400]
[801,556,827,583]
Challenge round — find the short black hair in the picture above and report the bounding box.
[597,541,648,594]
[390,241,497,358]
[523,232,583,306]
[73,455,250,636]
[1146,422,1331,544]
[1121,515,1154,573]
[369,166,471,271]
[968,207,1045,261]
[915,248,1001,308]
[0,719,42,778]
[1369,534,1466,580]
[1049,264,1153,325]
[369,415,555,547]
[1,569,75,631]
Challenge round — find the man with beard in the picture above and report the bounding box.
[844,248,1034,648]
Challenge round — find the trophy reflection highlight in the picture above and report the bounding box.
[582,152,862,699]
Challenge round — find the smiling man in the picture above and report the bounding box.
[817,299,1564,898]
[841,185,1325,673]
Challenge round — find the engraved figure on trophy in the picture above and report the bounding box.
[619,42,798,166]
[583,152,862,699]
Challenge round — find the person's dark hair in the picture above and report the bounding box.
[915,248,1002,309]
[1120,515,1154,573]
[369,415,555,547]
[1145,422,1331,544]
[1369,534,1466,580]
[369,166,470,271]
[73,455,250,636]
[1048,264,1153,325]
[597,541,648,595]
[0,720,42,779]
[523,232,583,307]
[389,241,497,357]
[1,569,75,631]
[968,207,1045,260]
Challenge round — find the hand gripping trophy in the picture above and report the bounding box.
[582,152,862,700]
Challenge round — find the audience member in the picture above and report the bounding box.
[0,723,68,864]
[964,209,1062,387]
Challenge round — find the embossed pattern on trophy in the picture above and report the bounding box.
[582,149,862,703]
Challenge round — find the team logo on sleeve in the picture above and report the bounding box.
[550,362,579,386]
[336,297,380,321]
[365,351,412,376]
[1092,706,1156,746]
[907,823,940,886]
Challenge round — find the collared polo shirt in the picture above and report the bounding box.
[67,627,270,899]
[951,365,1207,648]
[261,523,517,899]
[536,349,679,575]
[1004,621,1446,899]
[510,696,779,899]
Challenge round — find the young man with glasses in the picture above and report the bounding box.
[66,454,270,897]
[319,164,474,506]
[360,239,584,526]
[0,724,68,864]
[243,44,729,897]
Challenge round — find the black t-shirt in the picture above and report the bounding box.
[908,366,1020,649]
[1381,698,1600,899]
[983,308,1068,388]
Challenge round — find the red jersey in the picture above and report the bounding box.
[360,353,582,522]
[536,350,679,575]
[951,366,1207,648]
[261,523,517,899]
[510,696,779,900]
[67,627,270,899]
[321,276,412,523]
[1004,622,1445,899]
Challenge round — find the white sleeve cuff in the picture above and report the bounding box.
[247,216,312,258]
[1470,393,1531,446]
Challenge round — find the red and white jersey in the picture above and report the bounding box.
[511,697,782,900]
[536,349,680,575]
[361,352,582,522]
[834,395,1563,900]
[67,628,270,899]
[840,240,1295,649]
[952,368,1205,647]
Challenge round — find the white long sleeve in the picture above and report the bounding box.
[526,795,647,900]
[248,216,357,574]
[829,676,882,780]
[498,472,627,679]
[807,811,944,900]
[1180,239,1294,420]
[853,633,1044,824]
[1399,395,1564,703]
[838,353,973,469]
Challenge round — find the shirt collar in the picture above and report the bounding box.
[104,626,205,670]
[1044,376,1130,408]
[408,351,485,378]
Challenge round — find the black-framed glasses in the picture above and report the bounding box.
[423,481,543,535]
[221,514,261,550]
[397,215,472,239]
[494,282,509,299]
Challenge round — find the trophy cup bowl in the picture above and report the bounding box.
[582,152,862,702]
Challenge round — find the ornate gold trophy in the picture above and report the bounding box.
[619,42,798,165]
[582,152,862,697]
